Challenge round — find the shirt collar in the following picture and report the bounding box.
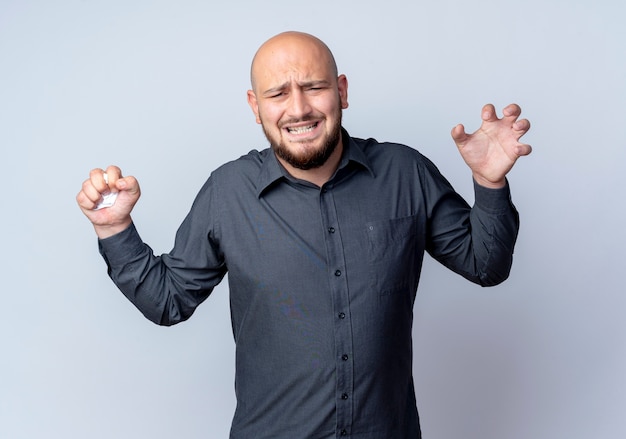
[338,128,375,177]
[255,128,375,198]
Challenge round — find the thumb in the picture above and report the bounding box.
[112,175,142,209]
[115,175,139,194]
[451,124,469,146]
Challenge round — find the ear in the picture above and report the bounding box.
[247,90,262,124]
[337,74,349,109]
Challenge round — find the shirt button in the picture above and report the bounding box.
[328,227,335,233]
[341,393,349,400]
[334,270,341,276]
[338,312,346,319]
[342,354,349,361]
[340,429,347,436]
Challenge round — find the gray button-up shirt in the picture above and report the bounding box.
[99,129,519,439]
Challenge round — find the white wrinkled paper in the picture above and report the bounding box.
[94,173,118,210]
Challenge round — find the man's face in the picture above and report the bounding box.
[247,36,349,170]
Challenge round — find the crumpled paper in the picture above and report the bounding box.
[94,173,118,210]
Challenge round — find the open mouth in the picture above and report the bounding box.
[285,122,319,135]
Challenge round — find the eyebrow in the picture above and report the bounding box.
[262,79,332,96]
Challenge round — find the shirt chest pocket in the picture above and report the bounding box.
[365,215,422,295]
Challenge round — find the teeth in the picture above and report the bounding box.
[287,124,316,134]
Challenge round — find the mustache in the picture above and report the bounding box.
[278,115,321,128]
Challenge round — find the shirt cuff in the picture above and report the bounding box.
[473,178,514,214]
[97,222,146,267]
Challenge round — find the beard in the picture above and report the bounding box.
[262,110,343,170]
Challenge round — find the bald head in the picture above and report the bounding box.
[250,31,339,92]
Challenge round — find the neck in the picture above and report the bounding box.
[276,140,344,187]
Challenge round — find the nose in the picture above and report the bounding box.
[287,89,312,119]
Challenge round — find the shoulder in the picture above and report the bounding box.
[213,148,272,177]
[191,148,272,203]
[204,148,276,192]
[350,135,437,172]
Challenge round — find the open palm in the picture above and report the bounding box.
[452,103,532,188]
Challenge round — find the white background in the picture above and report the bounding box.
[2,0,625,438]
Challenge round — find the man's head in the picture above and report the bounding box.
[247,32,349,173]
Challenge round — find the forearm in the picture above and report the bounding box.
[98,223,174,324]
[427,179,519,286]
[98,222,223,325]
[467,180,519,285]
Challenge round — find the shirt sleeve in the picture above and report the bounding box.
[422,159,520,287]
[98,177,227,325]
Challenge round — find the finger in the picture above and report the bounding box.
[502,103,522,120]
[79,177,104,207]
[513,118,531,133]
[481,103,498,122]
[450,124,469,145]
[104,165,123,192]
[87,168,110,194]
[76,189,100,212]
[515,143,533,157]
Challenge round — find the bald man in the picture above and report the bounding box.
[78,31,531,439]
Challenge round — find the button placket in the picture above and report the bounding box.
[319,186,354,436]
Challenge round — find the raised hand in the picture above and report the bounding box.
[76,166,141,238]
[451,103,532,188]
